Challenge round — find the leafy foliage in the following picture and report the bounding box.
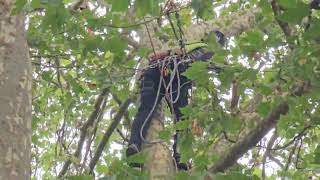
[19,0,320,179]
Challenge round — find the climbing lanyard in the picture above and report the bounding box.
[167,10,186,55]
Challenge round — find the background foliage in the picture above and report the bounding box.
[18,0,320,179]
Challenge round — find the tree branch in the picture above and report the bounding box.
[268,155,284,169]
[70,0,87,13]
[88,96,136,173]
[58,88,109,177]
[209,100,289,173]
[284,139,299,171]
[270,0,292,40]
[262,132,278,180]
[208,80,310,174]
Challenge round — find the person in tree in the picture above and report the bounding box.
[126,30,226,170]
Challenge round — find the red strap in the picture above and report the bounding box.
[148,50,170,64]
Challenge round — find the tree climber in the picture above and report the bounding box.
[126,30,225,170]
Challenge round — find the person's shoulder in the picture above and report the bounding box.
[185,42,208,53]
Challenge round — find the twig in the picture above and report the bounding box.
[54,57,64,91]
[80,98,107,173]
[284,139,300,171]
[262,132,278,180]
[32,62,78,69]
[272,125,310,150]
[268,155,284,168]
[230,79,240,112]
[116,128,129,142]
[295,138,304,169]
[222,131,236,143]
[144,18,156,55]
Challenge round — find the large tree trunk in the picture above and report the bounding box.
[0,1,32,179]
[142,103,176,180]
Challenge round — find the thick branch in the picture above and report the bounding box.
[271,0,292,39]
[88,96,135,173]
[58,88,109,177]
[209,100,289,173]
[208,81,310,174]
[139,8,261,50]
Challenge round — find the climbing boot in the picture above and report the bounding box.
[173,153,189,171]
[126,144,143,168]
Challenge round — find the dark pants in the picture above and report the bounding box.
[127,48,214,162]
[128,64,191,159]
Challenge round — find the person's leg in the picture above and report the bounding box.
[167,74,192,170]
[126,68,164,159]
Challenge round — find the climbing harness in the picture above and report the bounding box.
[139,54,193,144]
[138,3,202,145]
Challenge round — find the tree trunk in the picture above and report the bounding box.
[137,8,262,177]
[142,103,176,180]
[0,1,32,179]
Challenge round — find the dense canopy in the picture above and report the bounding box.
[14,0,320,179]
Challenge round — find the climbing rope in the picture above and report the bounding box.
[138,1,191,144]
[166,11,186,55]
[139,55,193,144]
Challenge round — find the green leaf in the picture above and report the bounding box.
[31,0,41,8]
[257,84,273,95]
[42,3,70,33]
[304,19,320,41]
[66,175,92,180]
[256,102,271,117]
[182,61,210,87]
[159,129,172,141]
[313,145,320,164]
[96,164,108,174]
[126,152,145,164]
[41,71,53,81]
[278,2,309,24]
[220,116,241,133]
[238,30,265,55]
[107,36,127,56]
[179,132,194,162]
[239,69,258,82]
[175,171,190,180]
[214,172,251,180]
[193,154,209,169]
[258,0,273,14]
[278,0,298,9]
[175,120,190,130]
[191,0,215,19]
[107,0,128,11]
[69,80,84,94]
[11,0,27,15]
[135,0,160,17]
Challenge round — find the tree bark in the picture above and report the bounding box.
[142,103,176,180]
[0,1,32,179]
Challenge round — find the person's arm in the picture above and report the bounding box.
[189,47,214,61]
[189,47,225,73]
